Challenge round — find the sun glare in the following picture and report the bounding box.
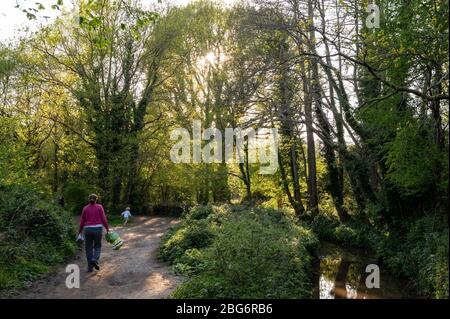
[197,51,227,69]
[205,51,217,64]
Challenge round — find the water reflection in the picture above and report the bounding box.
[315,242,412,299]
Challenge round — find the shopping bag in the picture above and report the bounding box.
[105,231,124,250]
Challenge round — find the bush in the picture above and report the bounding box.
[380,216,449,298]
[386,123,442,197]
[310,213,339,241]
[311,212,382,249]
[162,205,318,299]
[332,224,359,245]
[172,248,209,275]
[184,205,214,220]
[181,204,233,225]
[0,184,77,295]
[159,219,214,264]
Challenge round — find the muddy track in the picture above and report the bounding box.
[16,217,181,299]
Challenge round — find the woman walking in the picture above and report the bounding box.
[78,194,110,272]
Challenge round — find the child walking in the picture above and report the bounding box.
[121,207,132,226]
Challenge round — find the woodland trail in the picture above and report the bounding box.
[16,217,181,299]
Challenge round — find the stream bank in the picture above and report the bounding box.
[312,242,417,299]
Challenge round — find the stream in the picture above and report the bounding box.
[313,242,416,299]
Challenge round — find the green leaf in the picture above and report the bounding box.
[26,12,36,20]
[35,2,45,10]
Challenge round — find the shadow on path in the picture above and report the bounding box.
[16,217,181,299]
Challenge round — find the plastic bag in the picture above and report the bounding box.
[105,231,124,250]
[76,233,85,243]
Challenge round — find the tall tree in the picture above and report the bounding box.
[30,0,168,211]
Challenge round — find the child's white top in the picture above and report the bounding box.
[121,210,132,218]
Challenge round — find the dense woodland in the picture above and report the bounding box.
[0,0,448,298]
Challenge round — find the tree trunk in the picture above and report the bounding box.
[334,260,351,299]
[278,149,305,217]
[239,140,252,202]
[290,142,304,213]
[277,35,306,218]
[52,138,59,194]
[300,57,319,216]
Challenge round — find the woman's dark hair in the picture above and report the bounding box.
[88,194,98,203]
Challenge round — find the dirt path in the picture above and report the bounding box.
[17,217,181,299]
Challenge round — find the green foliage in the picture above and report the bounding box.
[310,213,340,241]
[311,213,379,248]
[183,204,214,220]
[172,248,209,275]
[0,118,29,186]
[0,184,77,295]
[379,216,449,298]
[159,219,215,264]
[386,122,443,197]
[2,0,448,300]
[356,0,449,216]
[311,211,449,298]
[63,182,94,215]
[161,205,318,298]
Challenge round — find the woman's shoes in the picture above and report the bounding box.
[92,261,100,270]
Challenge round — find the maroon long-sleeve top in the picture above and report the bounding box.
[79,203,109,234]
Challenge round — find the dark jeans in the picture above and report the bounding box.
[84,227,103,271]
